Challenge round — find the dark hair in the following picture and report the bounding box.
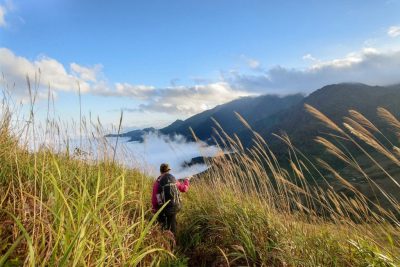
[160,163,171,173]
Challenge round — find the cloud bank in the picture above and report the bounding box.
[65,134,221,180]
[119,133,220,179]
[0,47,251,115]
[0,47,102,96]
[2,45,400,117]
[111,82,251,114]
[28,127,220,180]
[230,48,400,94]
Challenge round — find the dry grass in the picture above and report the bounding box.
[177,104,400,266]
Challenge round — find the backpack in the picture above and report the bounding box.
[157,174,182,213]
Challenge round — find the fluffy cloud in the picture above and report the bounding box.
[118,82,252,114]
[112,133,220,179]
[3,45,400,118]
[231,47,400,94]
[0,47,101,95]
[0,47,253,115]
[101,83,155,100]
[70,63,102,83]
[388,26,400,37]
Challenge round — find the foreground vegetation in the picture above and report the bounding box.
[1,91,399,266]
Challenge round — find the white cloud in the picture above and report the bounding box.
[302,53,318,61]
[1,47,254,116]
[118,82,253,115]
[41,133,221,179]
[241,55,262,70]
[113,133,221,179]
[388,26,400,37]
[0,47,102,95]
[70,63,102,82]
[0,0,16,28]
[114,83,155,99]
[4,45,400,119]
[231,47,400,94]
[0,5,6,27]
[247,58,261,69]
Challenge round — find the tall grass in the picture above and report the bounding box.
[177,105,400,266]
[1,79,399,266]
[0,81,176,266]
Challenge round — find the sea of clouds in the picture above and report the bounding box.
[30,130,221,180]
[106,133,220,179]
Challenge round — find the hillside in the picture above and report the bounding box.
[116,83,400,152]
[162,94,304,142]
[117,94,304,142]
[1,103,399,266]
[242,83,400,153]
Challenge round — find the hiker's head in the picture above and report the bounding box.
[160,163,171,174]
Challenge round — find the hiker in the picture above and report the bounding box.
[151,163,190,235]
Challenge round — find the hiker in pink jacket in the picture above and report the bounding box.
[151,163,190,235]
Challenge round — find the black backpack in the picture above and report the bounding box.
[158,174,182,213]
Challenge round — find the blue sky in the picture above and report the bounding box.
[1,0,400,130]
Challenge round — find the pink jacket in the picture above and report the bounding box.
[151,176,190,213]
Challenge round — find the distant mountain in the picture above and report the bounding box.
[105,127,156,142]
[109,83,400,155]
[107,82,400,212]
[110,94,304,142]
[160,119,185,134]
[240,83,400,155]
[159,94,305,141]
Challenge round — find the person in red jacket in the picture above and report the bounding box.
[151,163,190,235]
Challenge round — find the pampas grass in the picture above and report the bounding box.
[1,80,399,266]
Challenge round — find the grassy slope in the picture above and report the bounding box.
[178,181,399,266]
[0,128,176,266]
[1,105,400,266]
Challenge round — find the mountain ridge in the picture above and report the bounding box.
[109,83,400,155]
[245,83,400,154]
